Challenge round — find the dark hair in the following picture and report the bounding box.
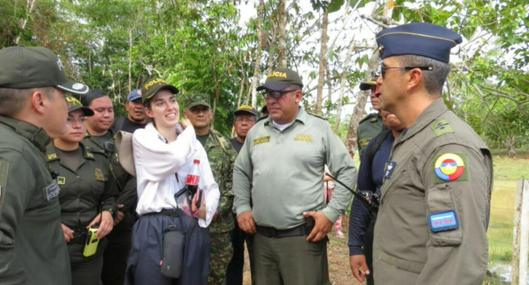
[81,89,106,106]
[399,55,450,95]
[0,87,53,116]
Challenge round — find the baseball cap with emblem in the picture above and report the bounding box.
[0,46,89,95]
[257,68,303,91]
[65,95,94,116]
[234,105,258,117]
[185,93,211,110]
[376,22,462,63]
[127,89,142,102]
[141,79,179,103]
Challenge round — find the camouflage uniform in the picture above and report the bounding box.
[202,129,237,285]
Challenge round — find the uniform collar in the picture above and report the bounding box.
[0,115,50,152]
[263,106,307,127]
[397,99,447,143]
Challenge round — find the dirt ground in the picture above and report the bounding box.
[242,217,363,285]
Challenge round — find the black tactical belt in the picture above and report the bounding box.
[256,224,309,238]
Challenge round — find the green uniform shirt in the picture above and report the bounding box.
[201,129,237,234]
[233,108,356,229]
[47,143,116,262]
[373,99,493,284]
[47,143,116,228]
[357,113,383,156]
[0,116,71,285]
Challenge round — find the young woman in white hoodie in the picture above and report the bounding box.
[125,80,220,285]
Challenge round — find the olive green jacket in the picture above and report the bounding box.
[0,116,71,285]
[373,99,493,285]
[202,129,237,234]
[47,143,117,229]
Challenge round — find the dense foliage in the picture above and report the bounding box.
[2,0,527,151]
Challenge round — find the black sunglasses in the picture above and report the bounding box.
[376,64,433,78]
[263,89,299,99]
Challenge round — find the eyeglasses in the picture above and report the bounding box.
[264,89,298,99]
[376,64,433,78]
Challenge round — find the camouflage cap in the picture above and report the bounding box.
[234,105,258,117]
[257,68,303,92]
[141,79,179,103]
[65,95,94,116]
[185,92,211,110]
[0,46,89,95]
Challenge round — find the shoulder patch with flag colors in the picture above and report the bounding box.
[434,153,465,182]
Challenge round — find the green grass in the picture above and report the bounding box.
[488,155,529,265]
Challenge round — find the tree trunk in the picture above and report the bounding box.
[128,29,133,95]
[14,0,36,45]
[250,0,265,108]
[314,9,329,115]
[277,0,287,68]
[344,0,393,157]
[334,38,357,131]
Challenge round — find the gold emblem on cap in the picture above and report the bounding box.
[65,96,82,106]
[268,71,287,79]
[144,79,167,90]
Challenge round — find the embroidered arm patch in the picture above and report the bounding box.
[433,153,467,183]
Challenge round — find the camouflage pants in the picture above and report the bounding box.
[209,231,234,285]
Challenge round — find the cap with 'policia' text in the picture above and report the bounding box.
[234,105,258,117]
[0,46,89,95]
[376,22,462,63]
[65,95,94,116]
[257,68,303,92]
[141,79,179,103]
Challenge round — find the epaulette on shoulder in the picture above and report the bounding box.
[84,151,96,160]
[431,118,454,137]
[47,153,59,162]
[307,112,327,121]
[359,113,378,124]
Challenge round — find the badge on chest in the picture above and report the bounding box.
[384,161,397,180]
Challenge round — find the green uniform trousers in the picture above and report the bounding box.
[253,233,330,285]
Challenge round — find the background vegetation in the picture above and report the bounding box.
[2,0,528,152]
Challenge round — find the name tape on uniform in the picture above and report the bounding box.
[428,210,459,233]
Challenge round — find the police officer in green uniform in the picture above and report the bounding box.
[233,68,356,285]
[0,46,89,285]
[184,94,238,285]
[81,89,137,284]
[47,95,117,285]
[372,23,493,284]
[227,105,258,285]
[356,79,383,156]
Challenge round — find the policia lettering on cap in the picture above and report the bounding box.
[0,46,89,285]
[372,23,493,285]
